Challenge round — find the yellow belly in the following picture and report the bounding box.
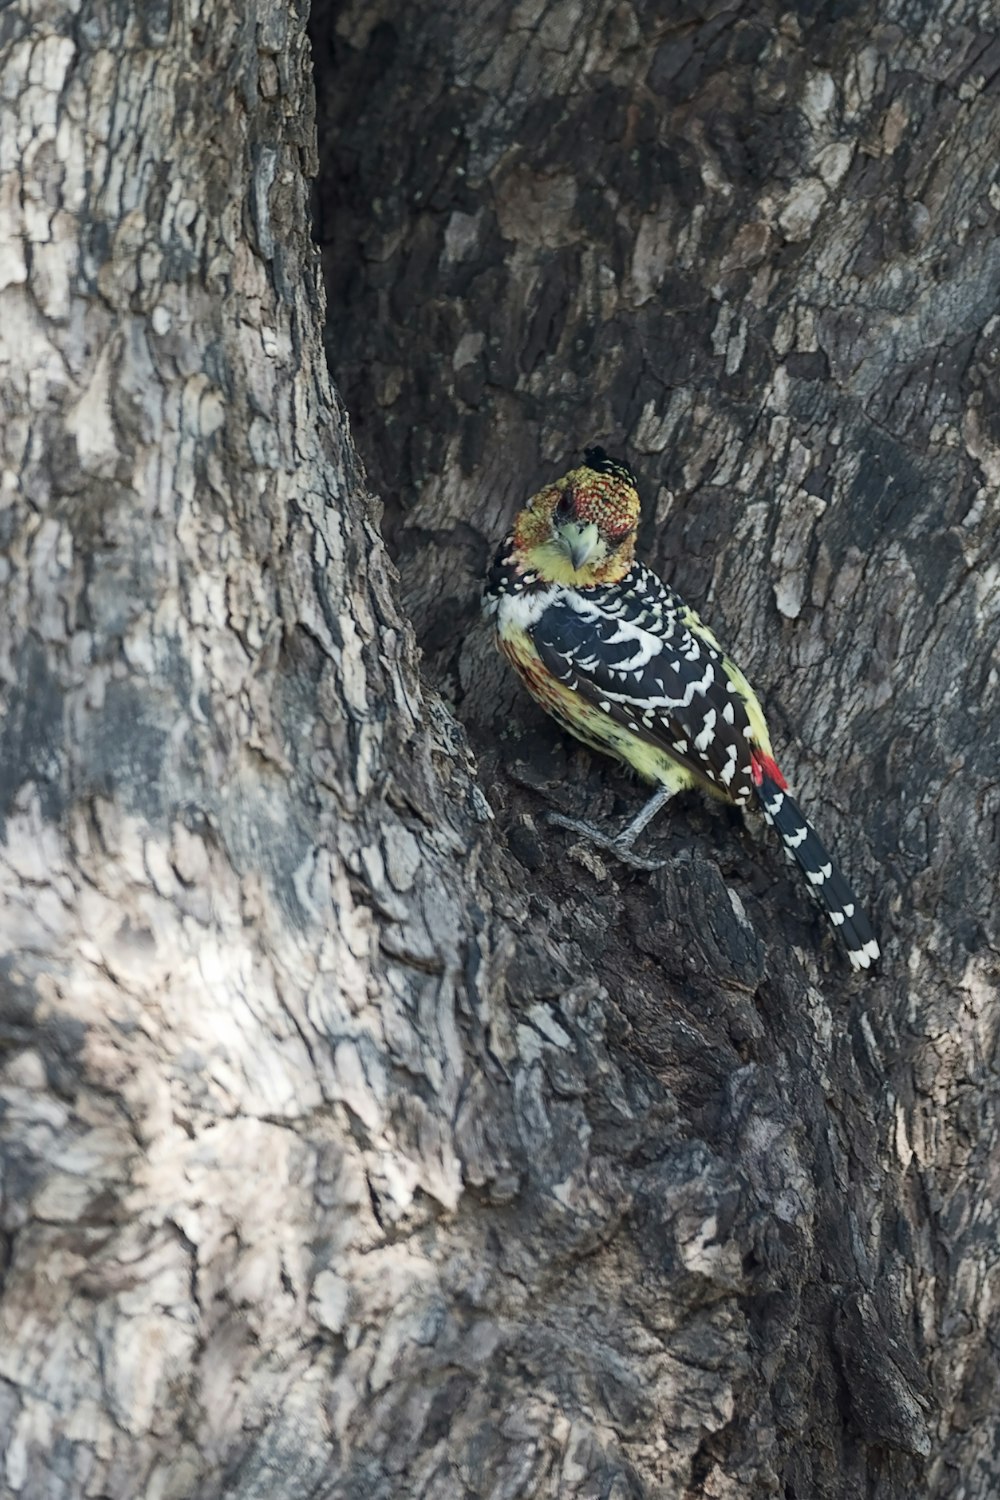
[499,627,701,797]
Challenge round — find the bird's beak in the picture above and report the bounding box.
[556,520,601,571]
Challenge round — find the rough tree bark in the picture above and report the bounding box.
[0,1,997,1499]
[310,0,1000,1495]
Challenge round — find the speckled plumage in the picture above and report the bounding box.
[484,447,880,972]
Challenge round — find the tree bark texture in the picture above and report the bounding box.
[0,1,996,1499]
[310,0,1000,1495]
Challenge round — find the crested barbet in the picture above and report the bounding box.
[483,446,880,972]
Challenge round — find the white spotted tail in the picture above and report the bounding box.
[756,768,880,971]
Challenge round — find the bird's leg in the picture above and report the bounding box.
[548,783,675,870]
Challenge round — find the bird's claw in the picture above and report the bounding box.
[546,811,668,871]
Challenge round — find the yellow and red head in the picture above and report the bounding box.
[512,447,641,586]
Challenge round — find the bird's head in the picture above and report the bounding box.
[512,446,641,586]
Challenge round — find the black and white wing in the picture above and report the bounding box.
[529,569,760,803]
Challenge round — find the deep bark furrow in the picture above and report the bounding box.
[0,0,998,1497]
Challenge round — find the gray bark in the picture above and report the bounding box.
[0,1,996,1499]
[311,0,1000,1495]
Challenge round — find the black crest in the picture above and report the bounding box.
[583,445,637,487]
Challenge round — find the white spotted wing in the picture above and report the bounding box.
[528,563,758,803]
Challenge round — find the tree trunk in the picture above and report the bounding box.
[1,0,997,1497]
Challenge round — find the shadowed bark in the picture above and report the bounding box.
[310,0,1000,1494]
[0,0,996,1496]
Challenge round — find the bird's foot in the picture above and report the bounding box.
[546,785,675,871]
[546,810,668,871]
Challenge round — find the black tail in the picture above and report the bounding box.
[757,775,880,972]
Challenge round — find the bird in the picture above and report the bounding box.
[482,445,880,972]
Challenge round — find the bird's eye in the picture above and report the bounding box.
[554,490,575,523]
